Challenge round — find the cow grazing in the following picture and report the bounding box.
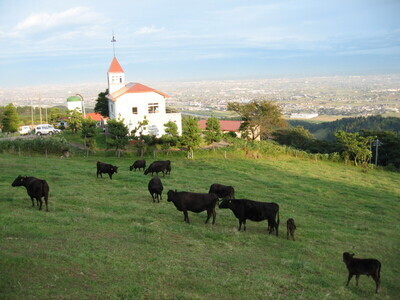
[286,218,296,241]
[11,175,49,211]
[97,161,119,179]
[148,177,163,202]
[167,190,218,224]
[342,252,381,293]
[219,199,280,235]
[130,159,146,172]
[209,183,235,199]
[144,160,171,177]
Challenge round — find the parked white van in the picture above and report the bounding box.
[34,124,61,136]
[19,126,32,135]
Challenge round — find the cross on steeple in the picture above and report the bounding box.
[111,31,116,57]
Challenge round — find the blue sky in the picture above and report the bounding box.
[0,0,399,87]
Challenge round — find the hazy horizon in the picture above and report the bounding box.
[1,0,399,88]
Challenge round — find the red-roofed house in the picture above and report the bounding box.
[198,119,243,138]
[85,112,107,122]
[198,119,260,140]
[106,56,181,137]
[84,112,108,129]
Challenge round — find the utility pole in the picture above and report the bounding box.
[374,138,381,166]
[30,99,34,126]
[76,94,86,118]
[39,96,42,124]
[45,106,48,123]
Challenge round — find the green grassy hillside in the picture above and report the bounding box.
[0,154,399,299]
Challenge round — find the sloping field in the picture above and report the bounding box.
[0,154,399,299]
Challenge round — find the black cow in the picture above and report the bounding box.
[97,161,118,179]
[219,199,280,235]
[209,183,235,199]
[148,177,163,202]
[144,160,171,177]
[130,159,146,172]
[342,252,381,293]
[286,218,296,241]
[11,175,49,211]
[167,190,218,224]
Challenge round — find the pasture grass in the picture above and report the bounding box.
[0,153,399,299]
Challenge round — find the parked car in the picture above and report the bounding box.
[19,126,32,135]
[34,124,61,136]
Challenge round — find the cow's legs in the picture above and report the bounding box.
[44,195,49,212]
[238,220,242,231]
[355,275,360,286]
[37,197,43,210]
[372,274,380,293]
[346,274,353,286]
[205,210,211,224]
[108,173,112,179]
[212,208,216,225]
[183,210,189,223]
[30,197,35,207]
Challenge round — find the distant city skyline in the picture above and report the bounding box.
[0,0,399,87]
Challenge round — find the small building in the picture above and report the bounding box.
[84,112,107,129]
[106,57,182,137]
[198,119,261,140]
[198,119,242,136]
[67,96,83,112]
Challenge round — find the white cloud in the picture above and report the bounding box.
[14,6,105,32]
[134,25,165,35]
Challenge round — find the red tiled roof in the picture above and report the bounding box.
[198,119,241,132]
[85,112,106,121]
[108,57,124,73]
[108,82,169,101]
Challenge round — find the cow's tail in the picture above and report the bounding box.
[377,261,381,281]
[276,210,280,226]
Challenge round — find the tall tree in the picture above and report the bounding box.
[106,118,129,156]
[180,117,202,159]
[94,89,109,117]
[161,121,179,151]
[81,118,98,156]
[67,109,83,133]
[1,103,20,133]
[204,116,222,144]
[335,130,373,166]
[49,107,63,125]
[228,100,286,141]
[164,120,179,137]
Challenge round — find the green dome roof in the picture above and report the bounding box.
[67,96,81,102]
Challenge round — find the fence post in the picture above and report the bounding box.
[224,151,227,159]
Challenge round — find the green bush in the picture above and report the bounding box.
[0,137,70,155]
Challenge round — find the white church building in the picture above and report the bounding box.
[106,56,181,137]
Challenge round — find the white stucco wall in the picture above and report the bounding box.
[108,72,125,94]
[114,92,166,120]
[108,91,181,137]
[67,102,82,112]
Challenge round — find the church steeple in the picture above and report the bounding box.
[107,56,125,94]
